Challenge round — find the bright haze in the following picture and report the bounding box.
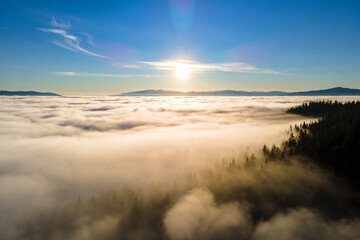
[1,0,360,95]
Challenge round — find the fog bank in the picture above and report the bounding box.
[1,96,360,239]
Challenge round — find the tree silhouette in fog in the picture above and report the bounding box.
[262,101,360,189]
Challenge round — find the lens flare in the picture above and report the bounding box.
[170,0,196,32]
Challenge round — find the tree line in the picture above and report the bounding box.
[262,100,360,189]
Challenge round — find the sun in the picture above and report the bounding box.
[175,65,190,80]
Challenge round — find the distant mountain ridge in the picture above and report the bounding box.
[285,87,360,96]
[115,87,360,96]
[0,90,60,96]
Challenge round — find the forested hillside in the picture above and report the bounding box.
[263,101,360,188]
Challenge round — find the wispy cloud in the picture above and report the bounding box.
[140,60,280,74]
[38,28,77,40]
[51,17,71,29]
[112,63,140,69]
[53,72,158,78]
[38,27,108,58]
[81,32,95,47]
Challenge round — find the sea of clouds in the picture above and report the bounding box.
[1,95,360,240]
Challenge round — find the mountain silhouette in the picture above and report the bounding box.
[0,90,60,96]
[115,87,360,96]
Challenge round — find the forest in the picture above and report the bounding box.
[281,101,360,188]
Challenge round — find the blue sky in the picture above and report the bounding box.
[1,0,360,95]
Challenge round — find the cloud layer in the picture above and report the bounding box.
[1,95,360,239]
[164,188,250,240]
[254,208,360,240]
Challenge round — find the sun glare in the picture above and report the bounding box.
[175,65,190,80]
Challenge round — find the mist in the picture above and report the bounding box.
[1,96,360,240]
